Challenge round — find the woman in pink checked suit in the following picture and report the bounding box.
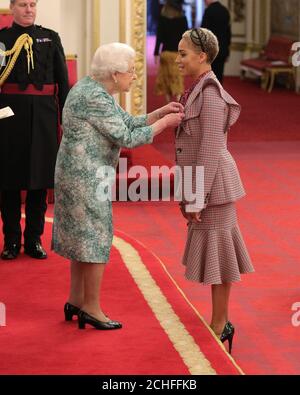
[175,28,254,354]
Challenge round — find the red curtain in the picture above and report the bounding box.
[66,58,78,88]
[0,12,13,29]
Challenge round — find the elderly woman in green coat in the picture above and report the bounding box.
[52,42,184,330]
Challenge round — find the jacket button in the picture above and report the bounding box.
[177,148,182,154]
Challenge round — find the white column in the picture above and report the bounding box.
[60,0,86,79]
[36,0,61,31]
[0,0,10,9]
[99,0,120,45]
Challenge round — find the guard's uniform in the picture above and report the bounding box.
[0,22,69,251]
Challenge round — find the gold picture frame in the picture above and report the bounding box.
[228,0,246,37]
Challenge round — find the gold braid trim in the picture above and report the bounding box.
[0,33,34,86]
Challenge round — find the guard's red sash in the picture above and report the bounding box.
[1,83,56,95]
[1,82,62,142]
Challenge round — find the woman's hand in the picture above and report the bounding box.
[189,212,202,223]
[180,205,202,223]
[150,109,184,137]
[147,103,184,126]
[162,112,185,129]
[159,102,184,118]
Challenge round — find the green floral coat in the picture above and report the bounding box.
[52,76,153,263]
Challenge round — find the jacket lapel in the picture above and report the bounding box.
[176,72,241,137]
[176,71,215,137]
[203,78,241,131]
[185,71,215,113]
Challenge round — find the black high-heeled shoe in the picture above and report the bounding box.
[78,310,122,330]
[64,302,81,321]
[220,321,235,354]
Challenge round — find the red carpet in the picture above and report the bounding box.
[0,217,240,375]
[222,78,300,141]
[116,145,175,199]
[113,140,300,375]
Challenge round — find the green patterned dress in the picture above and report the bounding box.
[52,76,153,263]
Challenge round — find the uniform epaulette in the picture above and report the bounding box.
[36,25,52,32]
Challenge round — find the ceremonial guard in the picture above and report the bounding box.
[0,0,69,260]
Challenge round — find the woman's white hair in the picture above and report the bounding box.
[90,43,136,81]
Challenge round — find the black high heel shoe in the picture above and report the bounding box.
[64,302,81,321]
[78,310,122,330]
[220,321,235,354]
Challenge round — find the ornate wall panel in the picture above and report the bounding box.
[131,0,145,116]
[271,0,300,39]
[92,0,100,52]
[228,0,246,37]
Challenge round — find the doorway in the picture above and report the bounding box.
[146,0,206,113]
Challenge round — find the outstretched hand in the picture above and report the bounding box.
[159,102,184,118]
[162,112,185,129]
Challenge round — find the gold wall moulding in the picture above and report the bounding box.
[245,43,264,52]
[66,54,78,61]
[119,0,126,109]
[229,0,246,22]
[92,0,100,53]
[131,0,145,116]
[230,42,247,52]
[230,42,263,52]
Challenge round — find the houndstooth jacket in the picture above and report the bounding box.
[175,71,246,212]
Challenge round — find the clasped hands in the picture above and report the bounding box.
[180,205,202,224]
[158,102,185,129]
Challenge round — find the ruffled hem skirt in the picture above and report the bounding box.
[182,203,254,285]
